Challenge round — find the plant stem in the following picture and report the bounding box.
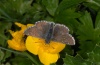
[0,46,25,56]
[23,52,40,65]
[87,0,100,7]
[0,47,40,65]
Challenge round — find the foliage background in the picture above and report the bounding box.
[0,0,100,65]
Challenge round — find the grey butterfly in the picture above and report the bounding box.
[24,21,75,45]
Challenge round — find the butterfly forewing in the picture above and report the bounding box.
[24,26,42,38]
[24,21,51,39]
[52,24,75,45]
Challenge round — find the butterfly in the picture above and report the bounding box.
[24,21,75,45]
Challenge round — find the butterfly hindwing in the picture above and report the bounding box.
[52,24,75,45]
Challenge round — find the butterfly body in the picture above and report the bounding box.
[45,23,54,43]
[24,21,75,45]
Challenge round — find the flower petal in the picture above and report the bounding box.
[7,39,26,51]
[38,47,59,65]
[26,36,42,55]
[15,22,26,28]
[40,41,66,54]
[48,41,66,53]
[15,22,27,32]
[27,24,34,27]
[7,22,34,51]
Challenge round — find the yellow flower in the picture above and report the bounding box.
[7,22,33,51]
[7,22,66,64]
[26,36,66,65]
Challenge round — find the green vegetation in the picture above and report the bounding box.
[0,0,100,65]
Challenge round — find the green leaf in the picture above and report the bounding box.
[76,11,100,58]
[77,11,94,41]
[76,11,95,58]
[84,2,100,11]
[94,10,100,44]
[18,0,32,15]
[55,8,81,33]
[11,56,33,65]
[0,22,12,46]
[56,8,81,19]
[23,52,41,65]
[33,3,43,11]
[0,49,5,62]
[56,0,85,15]
[42,0,58,16]
[2,51,11,62]
[86,0,100,7]
[0,0,32,14]
[95,10,100,29]
[63,54,91,65]
[0,0,33,22]
[5,62,11,65]
[0,8,11,19]
[50,63,56,65]
[87,45,100,64]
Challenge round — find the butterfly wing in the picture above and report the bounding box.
[52,24,75,45]
[24,21,51,39]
